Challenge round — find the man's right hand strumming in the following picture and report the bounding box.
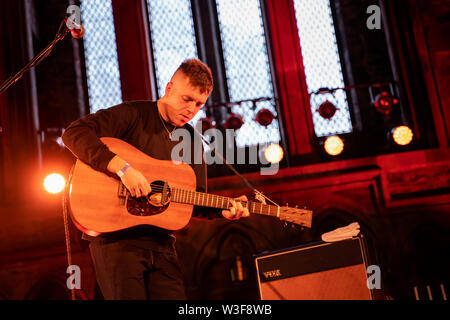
[107,155,151,198]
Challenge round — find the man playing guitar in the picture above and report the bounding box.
[62,59,249,300]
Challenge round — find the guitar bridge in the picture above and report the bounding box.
[118,181,127,205]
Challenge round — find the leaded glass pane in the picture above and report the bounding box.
[146,0,198,98]
[293,0,353,137]
[80,0,122,113]
[216,0,280,148]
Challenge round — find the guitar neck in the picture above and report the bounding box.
[172,188,280,218]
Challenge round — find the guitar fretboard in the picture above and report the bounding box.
[172,188,279,217]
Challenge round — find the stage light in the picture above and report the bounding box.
[317,100,339,120]
[43,173,66,194]
[373,91,398,115]
[224,113,244,130]
[324,136,344,156]
[264,143,284,164]
[198,117,215,132]
[392,126,413,146]
[255,108,275,126]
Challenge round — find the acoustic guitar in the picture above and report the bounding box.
[67,137,312,236]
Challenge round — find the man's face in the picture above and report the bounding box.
[164,72,211,127]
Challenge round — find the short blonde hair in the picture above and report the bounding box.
[174,58,213,94]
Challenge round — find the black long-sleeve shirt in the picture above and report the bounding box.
[62,100,221,244]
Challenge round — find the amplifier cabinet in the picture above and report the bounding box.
[255,237,373,300]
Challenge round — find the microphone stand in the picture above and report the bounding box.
[0,19,70,95]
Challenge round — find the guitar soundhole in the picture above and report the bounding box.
[126,180,171,216]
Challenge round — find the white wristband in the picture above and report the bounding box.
[116,162,131,177]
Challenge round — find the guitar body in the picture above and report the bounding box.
[68,137,196,236]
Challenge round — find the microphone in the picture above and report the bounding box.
[64,17,85,39]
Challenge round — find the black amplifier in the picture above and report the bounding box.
[254,237,373,300]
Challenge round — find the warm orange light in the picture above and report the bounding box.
[392,126,413,146]
[264,144,284,164]
[43,173,66,194]
[324,136,344,156]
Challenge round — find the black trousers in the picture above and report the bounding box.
[89,237,186,300]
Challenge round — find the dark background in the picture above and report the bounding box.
[0,0,449,300]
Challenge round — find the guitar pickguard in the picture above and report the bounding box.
[125,180,171,216]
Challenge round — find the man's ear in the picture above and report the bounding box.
[164,81,173,96]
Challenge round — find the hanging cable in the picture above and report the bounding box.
[192,125,279,207]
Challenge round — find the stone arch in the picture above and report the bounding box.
[310,197,389,299]
[192,221,278,299]
[200,229,257,299]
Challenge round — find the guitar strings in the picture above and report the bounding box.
[138,184,233,200]
[126,184,286,212]
[128,185,261,206]
[123,185,307,222]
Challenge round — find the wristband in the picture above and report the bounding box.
[116,162,131,177]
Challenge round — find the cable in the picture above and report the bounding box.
[62,181,76,300]
[191,125,279,207]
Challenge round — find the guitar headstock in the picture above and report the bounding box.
[279,206,313,228]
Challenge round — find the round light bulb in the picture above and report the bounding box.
[43,173,66,194]
[264,144,284,164]
[324,136,344,156]
[392,126,413,146]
